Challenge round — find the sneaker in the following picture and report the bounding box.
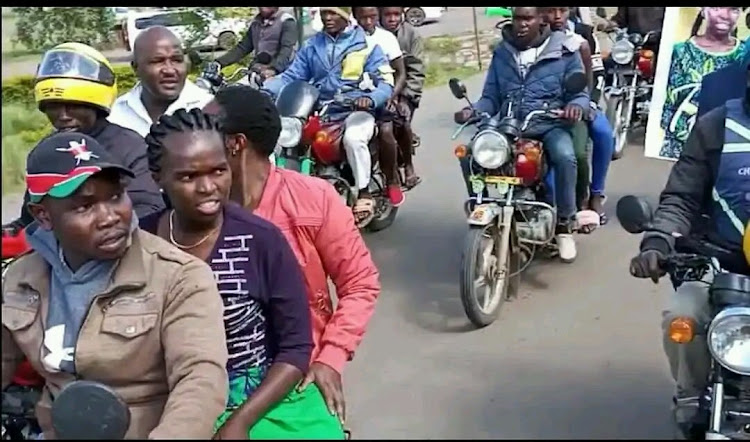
[387,185,405,207]
[556,233,577,263]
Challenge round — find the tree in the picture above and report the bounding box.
[179,7,255,52]
[13,7,116,51]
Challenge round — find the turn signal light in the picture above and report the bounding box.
[640,49,654,59]
[454,144,468,158]
[669,317,695,344]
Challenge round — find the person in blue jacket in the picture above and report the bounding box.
[698,45,750,118]
[263,7,394,227]
[453,6,590,263]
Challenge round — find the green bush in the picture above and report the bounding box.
[2,103,52,195]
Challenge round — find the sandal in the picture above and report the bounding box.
[589,194,609,226]
[575,209,601,235]
[402,175,422,191]
[353,197,376,228]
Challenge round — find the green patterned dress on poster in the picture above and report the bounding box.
[659,37,746,160]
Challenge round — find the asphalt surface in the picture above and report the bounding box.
[1,7,500,79]
[2,72,678,438]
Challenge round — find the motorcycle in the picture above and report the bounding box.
[2,230,44,441]
[601,27,659,160]
[273,80,401,232]
[618,195,750,440]
[448,72,588,328]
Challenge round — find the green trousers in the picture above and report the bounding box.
[215,368,346,440]
[571,121,590,210]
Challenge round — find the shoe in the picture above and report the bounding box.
[387,185,405,207]
[556,233,577,263]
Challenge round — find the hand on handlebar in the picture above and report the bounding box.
[354,97,373,111]
[562,104,584,122]
[630,249,667,283]
[454,108,474,124]
[202,61,223,85]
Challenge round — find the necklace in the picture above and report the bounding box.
[168,210,220,250]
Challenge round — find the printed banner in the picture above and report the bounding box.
[644,7,749,161]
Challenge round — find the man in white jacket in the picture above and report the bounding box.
[109,26,213,137]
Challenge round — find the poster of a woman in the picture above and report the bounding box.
[644,7,748,161]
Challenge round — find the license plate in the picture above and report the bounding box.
[485,176,521,185]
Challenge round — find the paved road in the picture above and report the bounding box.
[1,76,678,439]
[341,74,677,438]
[1,7,499,79]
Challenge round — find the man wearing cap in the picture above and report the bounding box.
[263,6,395,227]
[1,132,229,439]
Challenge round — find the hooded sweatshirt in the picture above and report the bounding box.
[25,214,138,374]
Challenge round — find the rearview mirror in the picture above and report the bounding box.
[596,7,607,19]
[563,72,587,95]
[255,52,272,65]
[448,78,467,100]
[616,195,654,234]
[187,50,203,67]
[495,18,510,30]
[52,380,130,440]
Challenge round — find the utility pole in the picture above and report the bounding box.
[472,7,482,71]
[293,7,305,48]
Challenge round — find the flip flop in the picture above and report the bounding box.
[354,198,376,228]
[402,175,422,191]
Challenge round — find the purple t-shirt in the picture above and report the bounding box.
[140,202,312,374]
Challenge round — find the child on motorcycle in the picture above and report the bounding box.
[380,6,424,191]
[353,6,407,207]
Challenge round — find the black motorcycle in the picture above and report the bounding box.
[618,195,750,440]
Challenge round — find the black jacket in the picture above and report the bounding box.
[13,120,165,228]
[573,22,605,104]
[641,103,749,275]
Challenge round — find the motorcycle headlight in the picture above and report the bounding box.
[611,40,635,65]
[277,117,303,148]
[708,307,750,376]
[471,130,511,170]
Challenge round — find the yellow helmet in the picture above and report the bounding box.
[34,42,118,115]
[744,221,750,266]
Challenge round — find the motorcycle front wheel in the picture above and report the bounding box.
[459,224,520,328]
[608,97,630,161]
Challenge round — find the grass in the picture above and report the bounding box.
[2,104,52,195]
[423,35,486,89]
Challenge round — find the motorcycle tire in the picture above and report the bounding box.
[607,98,629,161]
[367,197,398,233]
[459,223,520,328]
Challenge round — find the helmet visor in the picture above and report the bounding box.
[37,50,115,86]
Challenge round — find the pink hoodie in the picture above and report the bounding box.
[254,165,381,374]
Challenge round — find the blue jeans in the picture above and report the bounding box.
[541,127,577,220]
[459,127,578,221]
[588,109,614,195]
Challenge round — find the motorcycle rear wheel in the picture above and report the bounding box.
[460,224,520,328]
[367,196,398,232]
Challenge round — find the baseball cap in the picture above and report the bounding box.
[25,132,134,203]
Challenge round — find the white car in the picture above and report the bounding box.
[403,7,444,27]
[308,7,443,31]
[124,9,248,52]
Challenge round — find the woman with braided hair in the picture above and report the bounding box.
[139,108,346,439]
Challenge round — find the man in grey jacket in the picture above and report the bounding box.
[380,6,425,189]
[210,7,298,79]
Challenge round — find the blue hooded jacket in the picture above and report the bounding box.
[697,47,750,118]
[473,26,590,137]
[264,25,394,119]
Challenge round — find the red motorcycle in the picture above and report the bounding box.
[274,81,401,232]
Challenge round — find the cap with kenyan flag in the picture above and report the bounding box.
[25,132,134,203]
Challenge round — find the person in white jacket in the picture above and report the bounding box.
[108,26,213,137]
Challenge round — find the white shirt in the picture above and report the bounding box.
[365,26,403,61]
[517,38,550,78]
[108,79,214,137]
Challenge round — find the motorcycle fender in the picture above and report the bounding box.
[468,203,501,226]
